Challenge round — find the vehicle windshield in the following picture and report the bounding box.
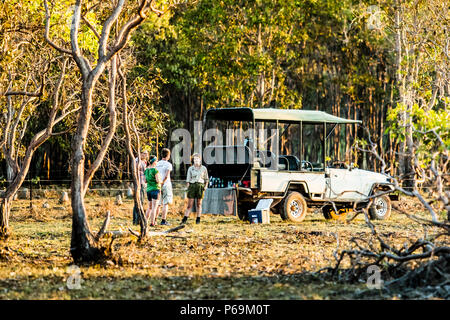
[302,123,325,171]
[325,123,353,168]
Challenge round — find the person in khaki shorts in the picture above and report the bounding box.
[156,148,173,225]
[181,153,208,224]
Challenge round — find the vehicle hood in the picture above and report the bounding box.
[351,168,391,184]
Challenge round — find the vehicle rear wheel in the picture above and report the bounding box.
[369,195,392,220]
[281,192,308,223]
[237,202,253,221]
[322,205,350,221]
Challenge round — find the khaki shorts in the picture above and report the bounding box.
[187,182,205,199]
[161,184,173,205]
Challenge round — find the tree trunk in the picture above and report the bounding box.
[6,163,16,185]
[0,147,42,239]
[69,81,103,263]
[119,64,148,239]
[0,197,11,239]
[403,115,416,191]
[70,194,102,262]
[393,0,416,191]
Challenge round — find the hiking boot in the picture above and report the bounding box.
[195,217,201,224]
[180,216,188,224]
[160,220,170,226]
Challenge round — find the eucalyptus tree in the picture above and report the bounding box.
[383,0,450,190]
[116,48,169,239]
[0,1,79,238]
[44,0,179,262]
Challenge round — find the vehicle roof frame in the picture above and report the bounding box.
[204,107,362,124]
[203,107,360,172]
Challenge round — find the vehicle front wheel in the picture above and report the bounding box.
[369,195,392,220]
[281,192,308,223]
[322,205,349,221]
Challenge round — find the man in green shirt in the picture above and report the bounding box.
[145,155,162,226]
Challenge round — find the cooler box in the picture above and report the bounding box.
[248,199,273,224]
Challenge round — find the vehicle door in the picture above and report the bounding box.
[326,167,366,201]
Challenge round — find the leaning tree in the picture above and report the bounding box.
[44,0,177,262]
[116,47,170,239]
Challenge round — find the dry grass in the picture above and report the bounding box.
[0,194,448,299]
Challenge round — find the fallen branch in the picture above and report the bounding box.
[392,204,450,232]
[93,212,186,240]
[127,224,186,238]
[95,211,111,241]
[322,122,450,296]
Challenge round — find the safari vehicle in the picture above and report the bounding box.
[202,107,396,222]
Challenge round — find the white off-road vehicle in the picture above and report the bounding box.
[202,108,396,222]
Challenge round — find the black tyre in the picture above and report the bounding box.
[369,195,392,220]
[281,192,308,223]
[322,205,333,220]
[322,205,349,221]
[237,202,253,221]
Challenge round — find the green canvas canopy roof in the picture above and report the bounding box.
[204,107,361,124]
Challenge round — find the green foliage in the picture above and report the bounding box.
[133,0,390,118]
[178,0,310,109]
[383,0,449,174]
[388,103,449,167]
[31,176,40,185]
[1,0,448,180]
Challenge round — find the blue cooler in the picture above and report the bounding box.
[248,199,273,224]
